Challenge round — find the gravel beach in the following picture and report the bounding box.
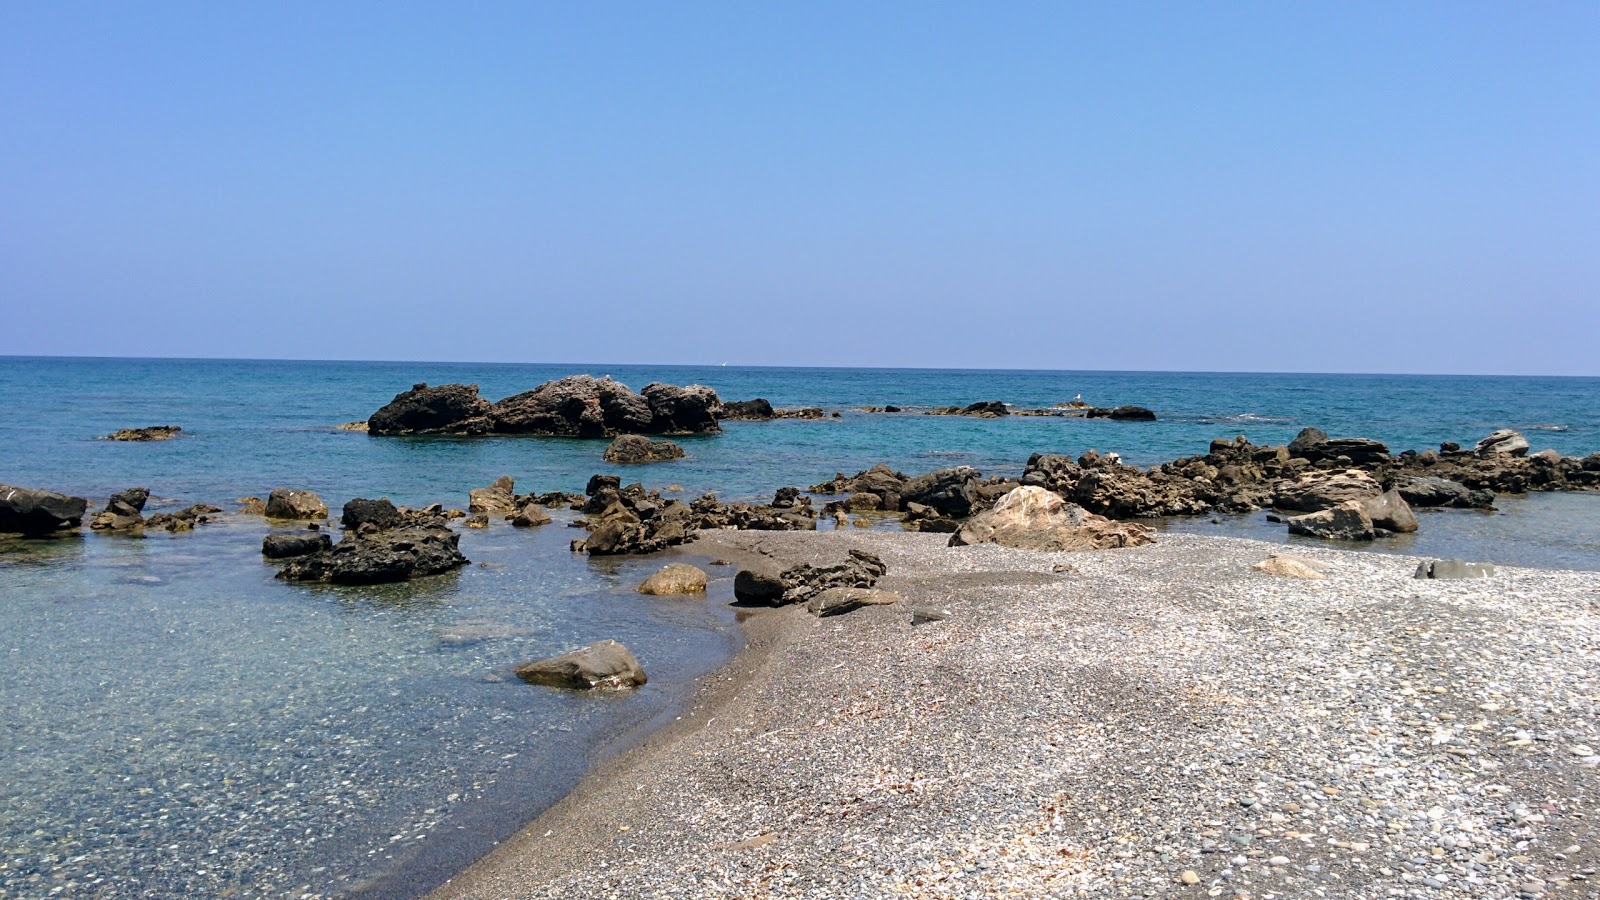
[430,530,1600,899]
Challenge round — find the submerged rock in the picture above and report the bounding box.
[103,425,182,441]
[637,563,708,595]
[145,504,221,532]
[0,484,89,536]
[950,486,1156,552]
[264,488,328,521]
[275,524,469,584]
[603,434,685,464]
[514,640,647,690]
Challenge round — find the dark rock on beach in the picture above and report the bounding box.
[806,587,903,617]
[603,434,685,464]
[276,524,469,585]
[735,549,888,608]
[103,425,182,441]
[899,467,982,518]
[514,640,647,690]
[0,484,89,536]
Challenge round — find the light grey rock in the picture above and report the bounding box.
[1474,429,1529,458]
[1415,559,1495,579]
[1286,500,1375,541]
[514,640,647,690]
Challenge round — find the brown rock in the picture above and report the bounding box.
[514,640,647,690]
[950,486,1156,552]
[638,563,709,595]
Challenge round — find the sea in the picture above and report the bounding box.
[3,357,1598,898]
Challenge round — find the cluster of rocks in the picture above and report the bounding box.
[86,487,222,533]
[262,493,471,585]
[1,483,222,537]
[923,402,1157,420]
[732,548,890,608]
[715,398,832,420]
[102,425,182,441]
[569,476,818,556]
[367,376,722,438]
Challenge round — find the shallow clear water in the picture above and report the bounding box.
[1,357,1598,898]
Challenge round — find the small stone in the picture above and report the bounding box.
[1269,856,1290,866]
[1181,870,1200,885]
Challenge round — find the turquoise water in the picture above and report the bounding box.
[2,357,1599,898]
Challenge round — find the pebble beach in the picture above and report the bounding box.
[433,529,1600,899]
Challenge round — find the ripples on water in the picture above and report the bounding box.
[2,357,1598,897]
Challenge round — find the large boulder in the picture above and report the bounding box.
[1474,429,1529,458]
[275,524,469,584]
[341,497,402,531]
[900,467,982,518]
[469,476,517,514]
[1361,489,1418,533]
[368,383,493,436]
[264,488,328,521]
[90,487,150,531]
[0,484,89,536]
[514,640,647,690]
[603,434,685,464]
[491,375,654,437]
[641,382,721,434]
[1389,475,1495,509]
[733,567,786,604]
[510,503,553,527]
[1273,469,1382,512]
[950,486,1156,552]
[638,563,708,595]
[1286,500,1374,541]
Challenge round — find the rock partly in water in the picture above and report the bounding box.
[900,467,982,518]
[89,487,150,531]
[733,567,786,604]
[1414,559,1495,579]
[1474,429,1530,458]
[367,382,494,436]
[637,563,709,595]
[275,524,469,584]
[264,488,328,521]
[145,504,221,532]
[1274,469,1382,512]
[514,640,647,690]
[1389,475,1495,510]
[1286,500,1375,541]
[0,484,89,536]
[103,425,182,441]
[469,476,517,514]
[262,532,334,559]
[950,486,1157,552]
[603,434,685,464]
[1085,405,1157,421]
[805,587,904,617]
[510,503,553,527]
[1361,489,1418,533]
[341,497,403,531]
[1252,555,1328,579]
[717,398,776,420]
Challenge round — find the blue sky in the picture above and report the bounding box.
[3,2,1596,374]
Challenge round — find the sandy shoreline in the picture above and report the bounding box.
[430,530,1600,899]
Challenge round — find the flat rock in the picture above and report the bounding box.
[805,587,904,617]
[638,563,708,595]
[262,532,334,559]
[1253,555,1328,579]
[103,425,182,441]
[1415,559,1495,579]
[514,640,647,690]
[275,524,469,584]
[1274,469,1382,512]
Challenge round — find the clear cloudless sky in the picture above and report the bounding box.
[3,2,1597,374]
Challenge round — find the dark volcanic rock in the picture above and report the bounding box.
[368,383,493,436]
[603,434,686,464]
[900,467,982,518]
[717,398,776,420]
[961,401,1009,418]
[0,484,89,536]
[1086,405,1156,421]
[276,524,469,584]
[1389,475,1494,509]
[145,504,221,532]
[341,498,403,531]
[514,640,647,690]
[103,426,182,442]
[262,532,334,559]
[733,568,786,604]
[90,487,150,531]
[641,382,721,434]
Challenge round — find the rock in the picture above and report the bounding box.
[103,425,181,441]
[640,382,722,434]
[275,524,469,584]
[950,486,1157,552]
[145,504,221,532]
[469,476,517,514]
[335,421,369,432]
[1286,430,1390,465]
[805,587,903,617]
[238,496,267,515]
[810,464,908,510]
[774,406,825,419]
[491,375,653,437]
[777,550,888,605]
[514,640,647,690]
[464,514,489,528]
[509,503,552,527]
[911,606,950,625]
[341,497,402,531]
[89,487,150,531]
[264,488,328,521]
[1390,475,1495,509]
[1288,427,1329,454]
[961,401,1009,418]
[262,532,334,559]
[1252,555,1327,579]
[638,563,708,595]
[368,382,493,436]
[844,492,883,511]
[1273,469,1382,512]
[0,484,90,536]
[1286,500,1374,541]
[1474,429,1530,458]
[900,467,982,518]
[718,398,776,420]
[1361,489,1418,533]
[603,434,685,464]
[1415,559,1494,579]
[1085,405,1156,421]
[733,567,786,604]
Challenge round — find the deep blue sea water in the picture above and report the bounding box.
[3,357,1598,898]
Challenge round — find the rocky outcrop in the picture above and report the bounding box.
[1286,429,1390,466]
[1022,451,1214,519]
[469,476,517,514]
[1273,469,1382,512]
[264,489,328,521]
[603,435,685,464]
[1474,429,1529,458]
[1388,475,1495,509]
[368,376,722,438]
[262,531,334,559]
[926,402,1007,418]
[0,484,89,536]
[276,524,469,584]
[810,464,908,511]
[90,487,150,531]
[103,426,182,441]
[341,498,402,531]
[514,640,647,690]
[717,398,776,420]
[368,383,494,436]
[949,486,1157,552]
[1286,501,1374,541]
[638,563,708,595]
[900,467,982,518]
[1085,405,1156,421]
